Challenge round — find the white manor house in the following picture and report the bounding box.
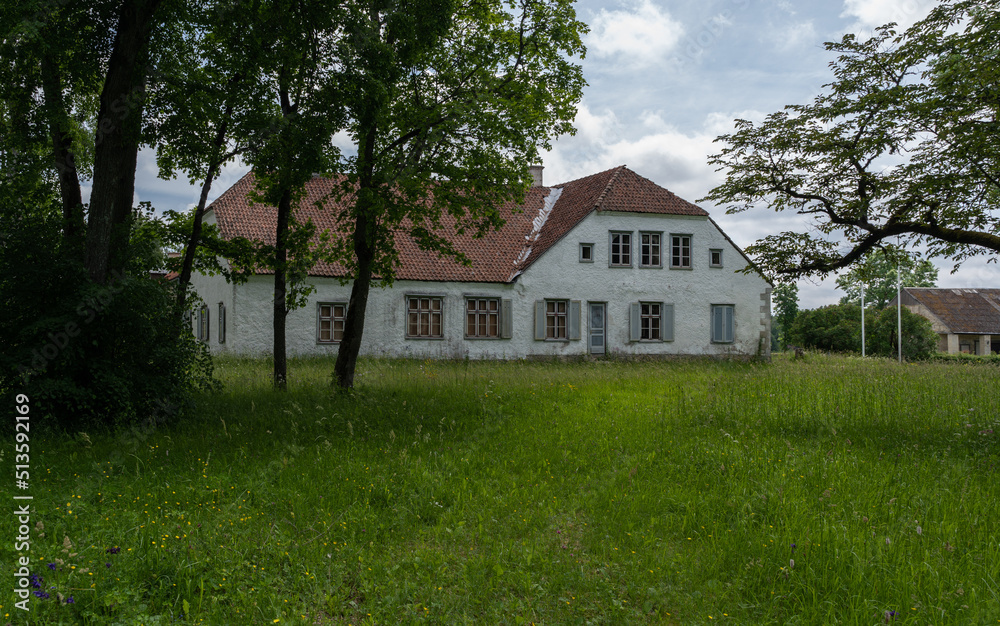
[189,166,773,359]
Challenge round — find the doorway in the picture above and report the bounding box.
[589,302,606,355]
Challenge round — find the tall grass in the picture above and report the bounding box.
[4,354,999,624]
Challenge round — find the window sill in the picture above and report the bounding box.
[669,266,693,270]
[464,336,509,341]
[638,265,663,270]
[405,336,445,340]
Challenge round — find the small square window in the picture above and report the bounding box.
[710,249,723,267]
[579,243,594,263]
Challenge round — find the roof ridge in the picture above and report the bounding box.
[592,165,626,211]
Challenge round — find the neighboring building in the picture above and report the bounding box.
[189,165,772,359]
[895,287,1000,355]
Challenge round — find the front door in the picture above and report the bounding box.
[589,302,606,355]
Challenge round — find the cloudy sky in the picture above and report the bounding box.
[128,0,999,308]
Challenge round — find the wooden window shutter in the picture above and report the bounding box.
[534,300,545,340]
[630,302,641,342]
[569,300,582,340]
[662,304,674,342]
[501,299,513,339]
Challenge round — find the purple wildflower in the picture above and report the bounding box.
[106,546,121,554]
[47,563,56,571]
[66,596,75,604]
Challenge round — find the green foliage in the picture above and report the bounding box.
[789,303,862,353]
[331,0,587,284]
[790,302,939,359]
[5,356,999,623]
[771,282,799,350]
[869,306,940,360]
[0,200,217,430]
[703,0,1000,278]
[836,247,938,309]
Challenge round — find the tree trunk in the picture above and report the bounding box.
[333,212,375,388]
[174,111,232,323]
[84,0,162,284]
[334,121,380,389]
[273,184,291,390]
[39,52,85,256]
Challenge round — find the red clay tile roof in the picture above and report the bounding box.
[902,288,1000,334]
[208,166,711,283]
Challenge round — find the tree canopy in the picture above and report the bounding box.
[703,0,1000,279]
[329,0,587,387]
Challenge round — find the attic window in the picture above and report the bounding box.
[579,243,594,263]
[710,249,723,268]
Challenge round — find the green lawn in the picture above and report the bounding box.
[5,354,1000,624]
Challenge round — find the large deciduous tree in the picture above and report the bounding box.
[240,0,343,390]
[703,0,1000,280]
[835,247,937,309]
[330,0,586,388]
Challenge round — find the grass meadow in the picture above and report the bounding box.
[4,354,1000,624]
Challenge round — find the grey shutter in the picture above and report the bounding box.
[501,299,513,339]
[630,302,641,342]
[712,306,722,342]
[725,306,734,342]
[662,304,674,342]
[534,300,545,340]
[569,300,581,340]
[219,304,226,343]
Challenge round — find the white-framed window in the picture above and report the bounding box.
[609,232,632,267]
[318,302,347,343]
[640,232,662,268]
[711,304,735,343]
[710,249,723,268]
[629,302,673,342]
[198,305,210,342]
[671,234,692,269]
[534,299,581,341]
[407,296,443,339]
[579,243,594,263]
[218,302,226,344]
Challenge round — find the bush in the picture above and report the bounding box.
[868,307,939,360]
[0,206,217,431]
[788,303,862,353]
[789,302,938,360]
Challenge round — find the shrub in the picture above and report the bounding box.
[788,303,862,353]
[0,206,217,431]
[789,302,938,360]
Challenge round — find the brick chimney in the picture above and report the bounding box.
[528,164,544,187]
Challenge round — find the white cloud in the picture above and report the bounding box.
[775,20,817,51]
[840,0,936,31]
[586,0,684,66]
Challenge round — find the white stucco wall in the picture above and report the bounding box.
[191,211,771,359]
